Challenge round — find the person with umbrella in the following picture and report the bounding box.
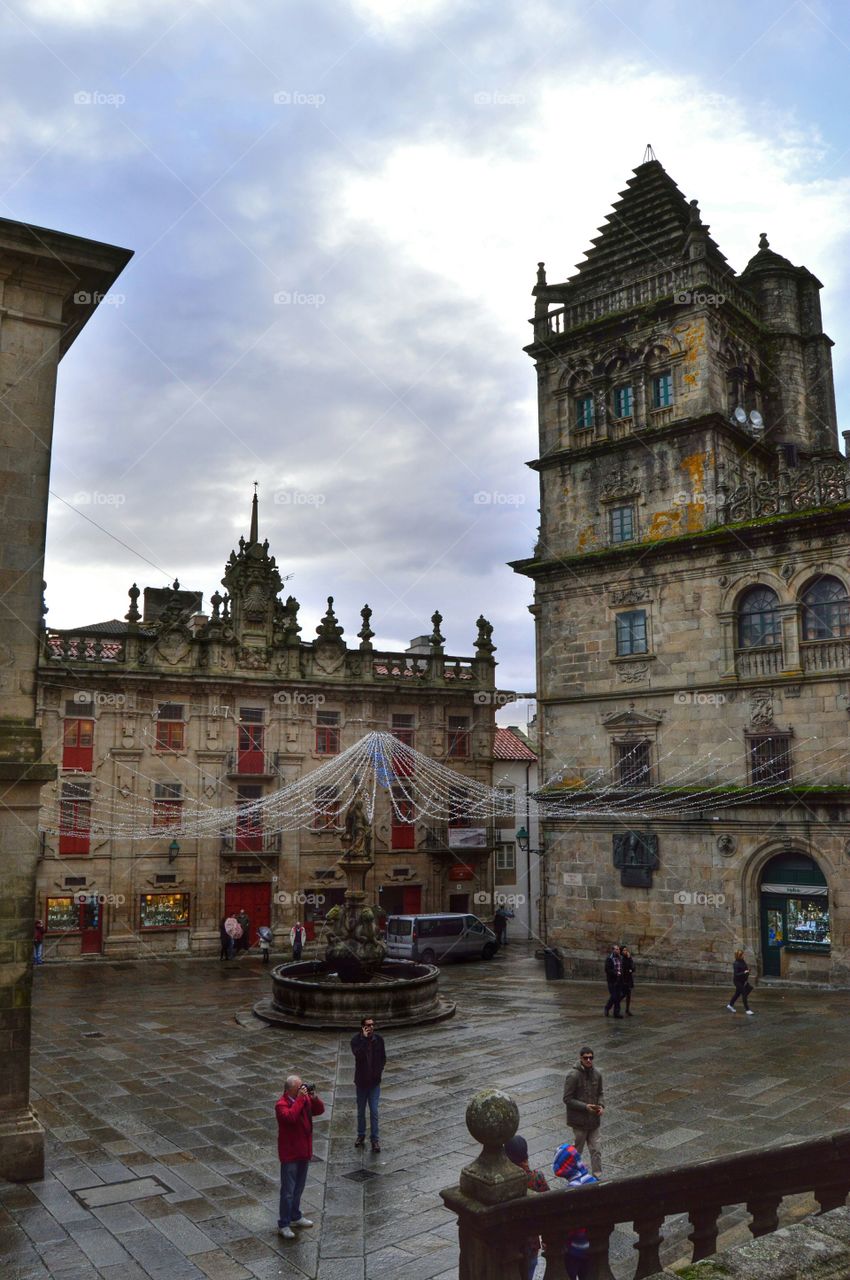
[223,914,242,961]
[258,925,273,965]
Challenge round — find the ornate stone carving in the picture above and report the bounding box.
[749,688,774,727]
[475,615,496,657]
[358,605,375,651]
[609,585,649,606]
[780,563,794,582]
[601,468,641,502]
[316,596,344,644]
[724,458,849,524]
[613,830,659,887]
[717,834,736,857]
[152,629,191,666]
[236,646,270,671]
[617,661,649,683]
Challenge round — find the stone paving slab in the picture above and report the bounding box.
[2,949,850,1277]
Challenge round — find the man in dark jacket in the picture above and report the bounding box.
[351,1016,386,1152]
[562,1046,604,1176]
[275,1074,325,1238]
[604,944,623,1018]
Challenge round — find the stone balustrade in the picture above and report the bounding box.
[733,645,783,678]
[440,1088,850,1280]
[801,638,850,673]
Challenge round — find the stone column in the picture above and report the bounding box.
[440,1088,529,1280]
[0,220,131,1180]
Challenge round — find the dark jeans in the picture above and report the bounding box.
[278,1159,309,1228]
[604,978,622,1014]
[33,942,44,965]
[730,984,751,1011]
[356,1084,380,1141]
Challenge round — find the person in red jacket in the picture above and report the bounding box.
[275,1074,325,1238]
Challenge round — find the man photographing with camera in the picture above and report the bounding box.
[351,1016,386,1153]
[275,1074,325,1238]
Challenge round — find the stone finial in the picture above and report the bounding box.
[125,583,141,624]
[358,605,375,651]
[430,610,445,653]
[222,592,231,621]
[41,580,48,621]
[688,197,701,225]
[316,596,345,644]
[535,261,546,289]
[172,579,180,591]
[459,1089,527,1205]
[283,595,302,642]
[475,615,496,657]
[210,590,222,621]
[759,232,770,250]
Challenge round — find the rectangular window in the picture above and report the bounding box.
[496,843,516,872]
[153,782,183,827]
[316,710,340,755]
[615,740,653,786]
[615,610,648,656]
[651,373,673,408]
[140,893,190,930]
[65,696,93,717]
[447,715,470,758]
[613,384,633,418]
[786,898,830,947]
[62,717,94,771]
[313,784,341,831]
[155,704,185,752]
[495,786,515,819]
[575,395,594,429]
[46,896,80,931]
[391,713,415,776]
[390,787,416,850]
[239,706,265,723]
[59,781,91,855]
[610,506,635,544]
[748,735,792,785]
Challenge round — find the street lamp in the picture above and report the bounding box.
[516,827,547,948]
[168,839,180,864]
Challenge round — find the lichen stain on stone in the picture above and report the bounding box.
[646,509,682,540]
[577,525,599,551]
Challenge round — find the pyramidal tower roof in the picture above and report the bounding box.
[568,156,730,289]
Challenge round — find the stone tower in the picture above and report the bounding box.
[514,155,850,984]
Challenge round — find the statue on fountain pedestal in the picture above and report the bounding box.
[325,796,387,983]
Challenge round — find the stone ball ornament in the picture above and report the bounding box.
[465,1088,519,1150]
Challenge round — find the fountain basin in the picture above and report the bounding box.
[253,958,456,1029]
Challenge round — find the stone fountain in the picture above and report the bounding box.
[253,797,455,1029]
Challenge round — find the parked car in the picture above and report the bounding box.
[385,913,497,964]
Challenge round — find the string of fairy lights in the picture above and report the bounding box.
[40,730,845,843]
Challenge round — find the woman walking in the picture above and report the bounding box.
[726,949,755,1015]
[620,945,635,1016]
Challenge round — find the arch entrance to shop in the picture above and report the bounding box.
[759,852,829,977]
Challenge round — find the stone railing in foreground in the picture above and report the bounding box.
[440,1089,850,1280]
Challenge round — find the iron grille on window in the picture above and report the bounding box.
[748,735,792,785]
[615,740,653,787]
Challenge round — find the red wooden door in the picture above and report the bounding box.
[402,886,422,914]
[237,725,265,774]
[59,797,91,855]
[79,896,103,954]
[224,883,271,947]
[391,795,416,850]
[63,719,94,771]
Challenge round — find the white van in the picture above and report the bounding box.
[385,913,497,964]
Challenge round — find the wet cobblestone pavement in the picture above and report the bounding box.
[2,945,847,1279]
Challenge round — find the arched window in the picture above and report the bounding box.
[801,576,850,641]
[737,586,781,649]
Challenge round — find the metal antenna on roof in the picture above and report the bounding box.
[642,143,657,164]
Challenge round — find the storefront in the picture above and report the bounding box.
[45,894,103,955]
[759,852,829,977]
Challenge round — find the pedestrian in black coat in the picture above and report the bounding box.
[620,946,635,1016]
[603,945,623,1018]
[726,949,755,1015]
[351,1017,387,1152]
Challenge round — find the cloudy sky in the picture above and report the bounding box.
[8,0,850,715]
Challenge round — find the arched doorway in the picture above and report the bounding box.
[759,852,830,976]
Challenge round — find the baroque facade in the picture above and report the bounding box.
[514,155,850,984]
[36,495,500,959]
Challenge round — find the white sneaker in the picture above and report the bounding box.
[279,1227,296,1239]
[726,1004,736,1013]
[746,1009,755,1016]
[292,1217,314,1228]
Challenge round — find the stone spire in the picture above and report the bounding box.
[250,483,259,545]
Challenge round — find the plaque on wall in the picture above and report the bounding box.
[612,830,659,888]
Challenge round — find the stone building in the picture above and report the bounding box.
[0,216,131,1178]
[36,494,500,959]
[491,726,540,941]
[513,154,850,984]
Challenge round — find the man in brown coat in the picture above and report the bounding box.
[562,1046,604,1176]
